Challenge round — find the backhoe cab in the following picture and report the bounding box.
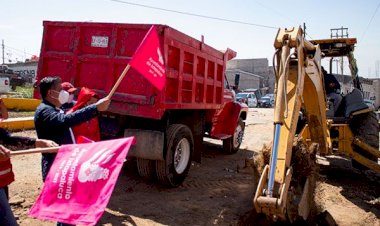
[253,27,379,223]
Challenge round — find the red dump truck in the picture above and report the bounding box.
[34,21,248,186]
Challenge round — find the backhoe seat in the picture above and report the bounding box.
[341,88,369,118]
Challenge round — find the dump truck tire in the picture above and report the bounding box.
[223,119,245,154]
[350,112,379,170]
[156,124,193,187]
[136,158,156,180]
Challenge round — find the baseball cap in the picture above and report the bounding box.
[61,82,77,93]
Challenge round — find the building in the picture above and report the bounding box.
[227,58,269,75]
[225,69,262,91]
[368,78,380,109]
[227,58,274,94]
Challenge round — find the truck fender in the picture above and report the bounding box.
[124,129,164,160]
[211,101,248,138]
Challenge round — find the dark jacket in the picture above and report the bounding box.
[0,127,36,187]
[0,128,36,151]
[34,100,99,157]
[61,101,76,113]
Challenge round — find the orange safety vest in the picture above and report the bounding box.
[0,159,14,187]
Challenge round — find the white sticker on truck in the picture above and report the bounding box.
[91,36,109,48]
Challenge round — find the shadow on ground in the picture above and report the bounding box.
[97,140,258,226]
[318,156,380,219]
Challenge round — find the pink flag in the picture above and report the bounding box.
[29,137,135,225]
[129,25,166,90]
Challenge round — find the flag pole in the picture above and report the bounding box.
[106,64,131,99]
[10,146,59,156]
[10,63,130,156]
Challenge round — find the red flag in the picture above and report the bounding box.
[29,137,135,225]
[129,25,166,90]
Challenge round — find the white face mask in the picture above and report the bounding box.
[68,94,74,103]
[52,90,70,105]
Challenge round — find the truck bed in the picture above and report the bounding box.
[35,21,235,119]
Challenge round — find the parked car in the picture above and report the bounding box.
[0,65,27,90]
[242,88,262,100]
[9,73,26,90]
[0,77,10,93]
[258,96,273,108]
[0,65,13,74]
[263,93,274,99]
[236,92,257,107]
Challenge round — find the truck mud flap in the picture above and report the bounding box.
[124,129,164,160]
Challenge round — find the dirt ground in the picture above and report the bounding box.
[8,108,380,226]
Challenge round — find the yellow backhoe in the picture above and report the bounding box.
[253,27,380,223]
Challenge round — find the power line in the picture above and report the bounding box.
[302,23,314,40]
[109,0,278,29]
[3,50,27,63]
[253,1,297,25]
[360,0,380,42]
[251,1,314,39]
[4,45,34,56]
[4,49,27,58]
[3,57,19,63]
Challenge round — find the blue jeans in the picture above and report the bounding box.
[57,223,74,226]
[0,187,18,226]
[42,154,56,182]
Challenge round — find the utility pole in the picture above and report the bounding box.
[303,23,306,38]
[2,40,4,65]
[330,27,348,82]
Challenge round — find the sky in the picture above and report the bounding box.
[1,0,380,78]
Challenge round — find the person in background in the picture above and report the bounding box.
[0,89,58,225]
[322,67,342,114]
[0,145,17,226]
[0,98,9,119]
[61,82,77,112]
[67,87,101,142]
[0,134,57,226]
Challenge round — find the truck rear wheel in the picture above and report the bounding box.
[350,112,379,170]
[156,124,193,187]
[136,158,156,180]
[222,119,245,154]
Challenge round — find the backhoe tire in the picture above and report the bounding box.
[136,158,156,180]
[349,112,379,170]
[156,124,193,187]
[223,119,245,154]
